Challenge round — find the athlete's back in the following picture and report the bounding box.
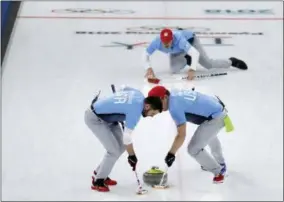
[174,29,195,41]
[93,87,144,129]
[169,89,224,125]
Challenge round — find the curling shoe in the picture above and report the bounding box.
[229,57,248,70]
[213,163,227,184]
[91,179,110,192]
[93,171,117,186]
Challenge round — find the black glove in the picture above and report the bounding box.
[128,155,138,171]
[165,152,175,167]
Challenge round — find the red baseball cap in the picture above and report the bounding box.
[160,28,173,44]
[148,86,168,98]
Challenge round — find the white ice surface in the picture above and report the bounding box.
[2,1,283,201]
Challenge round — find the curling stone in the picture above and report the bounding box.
[143,166,168,186]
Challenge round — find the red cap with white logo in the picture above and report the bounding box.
[160,28,173,44]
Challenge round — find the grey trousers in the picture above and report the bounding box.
[84,108,125,179]
[187,111,227,175]
[170,36,232,73]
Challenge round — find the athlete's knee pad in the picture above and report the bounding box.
[187,144,203,157]
[105,143,123,157]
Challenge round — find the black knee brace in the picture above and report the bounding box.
[184,35,196,66]
[184,54,192,66]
